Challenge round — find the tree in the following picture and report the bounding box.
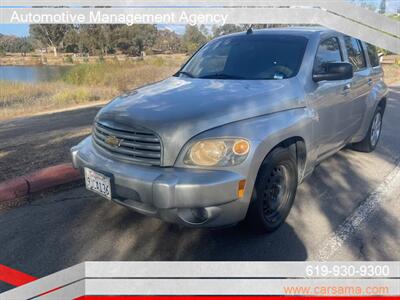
[379,0,386,14]
[114,25,157,56]
[182,25,207,54]
[211,24,291,38]
[153,29,182,53]
[63,25,80,53]
[29,24,71,56]
[199,24,212,40]
[76,25,112,55]
[251,24,289,29]
[212,24,244,37]
[0,34,33,55]
[349,0,377,11]
[15,37,33,56]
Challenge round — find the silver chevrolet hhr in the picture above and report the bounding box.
[71,27,388,232]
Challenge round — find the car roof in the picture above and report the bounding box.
[216,26,337,39]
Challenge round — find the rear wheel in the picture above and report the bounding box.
[246,147,298,233]
[352,107,383,153]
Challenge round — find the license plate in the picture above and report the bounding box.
[84,168,112,200]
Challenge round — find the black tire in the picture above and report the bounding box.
[351,107,383,153]
[246,147,298,233]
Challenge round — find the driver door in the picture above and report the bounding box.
[309,36,353,160]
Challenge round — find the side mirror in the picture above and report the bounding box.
[313,62,353,82]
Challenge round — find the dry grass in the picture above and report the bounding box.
[0,55,43,66]
[0,81,117,120]
[62,55,186,91]
[1,54,397,121]
[0,52,186,66]
[0,54,187,121]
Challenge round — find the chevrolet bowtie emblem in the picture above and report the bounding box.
[105,136,122,147]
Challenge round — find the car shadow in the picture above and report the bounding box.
[291,92,400,260]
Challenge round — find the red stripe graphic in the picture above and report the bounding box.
[0,264,37,286]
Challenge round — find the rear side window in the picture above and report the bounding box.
[314,37,343,74]
[366,43,380,67]
[344,36,367,71]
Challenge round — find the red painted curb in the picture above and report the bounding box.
[0,163,82,203]
[26,163,81,193]
[0,177,29,202]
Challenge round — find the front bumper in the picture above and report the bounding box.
[71,137,249,227]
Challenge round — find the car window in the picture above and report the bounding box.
[180,34,308,80]
[366,43,380,67]
[344,36,367,71]
[314,37,343,74]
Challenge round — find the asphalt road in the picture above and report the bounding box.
[1,87,399,293]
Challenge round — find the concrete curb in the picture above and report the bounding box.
[0,163,81,203]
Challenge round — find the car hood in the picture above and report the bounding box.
[96,76,305,166]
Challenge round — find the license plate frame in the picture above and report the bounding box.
[84,167,112,200]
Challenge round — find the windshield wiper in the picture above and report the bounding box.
[199,73,246,80]
[176,71,195,78]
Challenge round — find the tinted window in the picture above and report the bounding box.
[180,34,308,80]
[366,43,380,67]
[344,36,366,71]
[314,37,343,74]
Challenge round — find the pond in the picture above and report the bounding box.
[0,65,70,83]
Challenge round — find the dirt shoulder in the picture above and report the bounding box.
[0,105,101,182]
[383,63,400,85]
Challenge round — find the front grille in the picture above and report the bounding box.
[93,122,162,166]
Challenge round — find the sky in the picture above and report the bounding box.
[0,0,398,37]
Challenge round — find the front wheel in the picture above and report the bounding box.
[352,107,383,153]
[246,147,298,233]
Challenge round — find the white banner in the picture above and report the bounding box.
[1,262,399,299]
[0,0,399,53]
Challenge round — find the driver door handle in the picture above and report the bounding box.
[342,83,351,95]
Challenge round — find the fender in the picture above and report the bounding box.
[352,79,389,143]
[174,107,314,214]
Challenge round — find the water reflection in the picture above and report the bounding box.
[0,65,70,83]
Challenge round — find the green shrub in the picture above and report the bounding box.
[62,64,107,85]
[62,56,184,89]
[97,54,105,63]
[64,55,74,64]
[186,42,199,55]
[53,88,92,104]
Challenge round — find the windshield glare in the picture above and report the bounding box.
[181,34,308,80]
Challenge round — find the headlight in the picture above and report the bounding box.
[184,138,250,167]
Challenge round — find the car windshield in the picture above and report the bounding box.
[179,34,308,80]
